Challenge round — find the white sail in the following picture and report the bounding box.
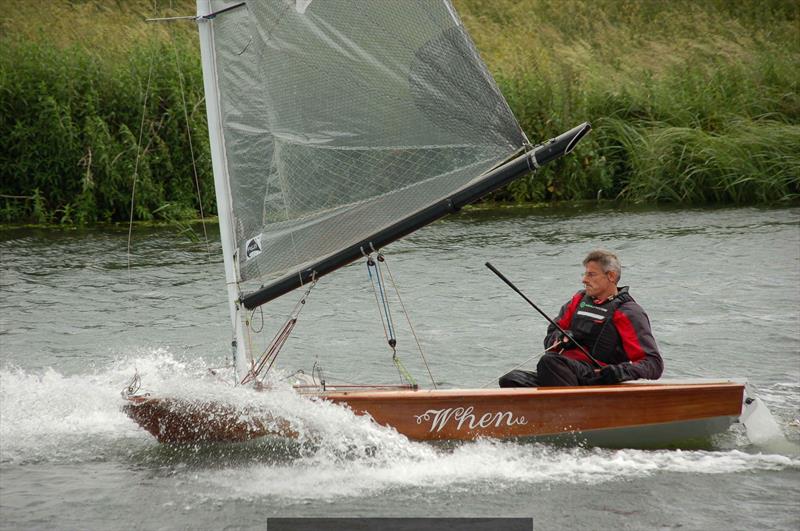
[205,0,527,302]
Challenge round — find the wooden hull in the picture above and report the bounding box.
[123,396,298,444]
[123,382,745,447]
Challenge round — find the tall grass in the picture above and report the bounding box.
[1,0,798,224]
[460,0,800,203]
[0,1,210,223]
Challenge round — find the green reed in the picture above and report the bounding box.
[1,0,798,224]
[0,33,212,223]
[463,0,800,204]
[0,0,210,224]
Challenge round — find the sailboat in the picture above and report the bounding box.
[124,0,760,448]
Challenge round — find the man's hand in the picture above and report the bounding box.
[592,364,631,384]
[550,332,579,352]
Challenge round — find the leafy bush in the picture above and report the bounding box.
[1,0,798,225]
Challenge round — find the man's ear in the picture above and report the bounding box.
[608,271,619,284]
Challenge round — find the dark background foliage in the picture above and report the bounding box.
[1,0,798,224]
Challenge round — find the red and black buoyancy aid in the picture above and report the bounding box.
[561,287,635,365]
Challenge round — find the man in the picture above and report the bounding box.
[499,249,663,387]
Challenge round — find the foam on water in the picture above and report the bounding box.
[0,348,427,465]
[2,349,798,502]
[194,440,800,502]
[0,349,191,463]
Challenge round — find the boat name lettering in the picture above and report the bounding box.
[414,406,527,432]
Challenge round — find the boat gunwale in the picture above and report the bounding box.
[315,381,745,400]
[124,381,746,404]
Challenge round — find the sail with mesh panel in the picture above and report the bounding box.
[207,0,526,307]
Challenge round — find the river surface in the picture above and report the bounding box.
[1,205,799,530]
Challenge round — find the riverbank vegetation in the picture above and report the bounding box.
[1,0,798,224]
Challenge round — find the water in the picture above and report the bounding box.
[1,205,799,530]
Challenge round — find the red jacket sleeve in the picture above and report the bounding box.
[613,302,663,380]
[543,292,583,350]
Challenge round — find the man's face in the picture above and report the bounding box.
[582,260,616,299]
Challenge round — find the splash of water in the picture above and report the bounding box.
[0,348,191,463]
[194,441,800,501]
[0,348,427,465]
[2,348,799,502]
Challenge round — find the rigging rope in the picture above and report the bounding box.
[392,352,417,388]
[129,11,212,275]
[379,254,437,389]
[366,255,396,347]
[366,252,434,388]
[240,276,317,385]
[126,52,154,280]
[171,26,211,256]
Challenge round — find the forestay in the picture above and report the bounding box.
[208,0,526,305]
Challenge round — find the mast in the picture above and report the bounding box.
[196,0,250,382]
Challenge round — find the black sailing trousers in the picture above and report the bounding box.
[499,353,596,387]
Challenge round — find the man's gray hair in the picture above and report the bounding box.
[583,249,622,282]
